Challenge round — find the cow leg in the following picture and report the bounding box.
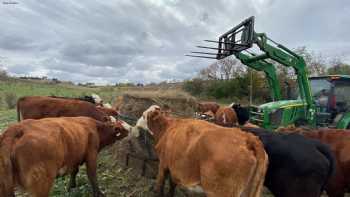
[167,173,176,197]
[325,172,346,197]
[326,181,346,197]
[86,151,105,197]
[155,164,167,197]
[26,170,56,197]
[68,167,79,191]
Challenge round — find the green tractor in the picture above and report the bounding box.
[188,16,350,130]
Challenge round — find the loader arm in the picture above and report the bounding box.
[236,53,281,101]
[217,16,315,126]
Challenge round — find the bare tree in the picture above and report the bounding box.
[199,62,220,80]
[294,46,326,76]
[218,58,235,80]
[199,57,248,80]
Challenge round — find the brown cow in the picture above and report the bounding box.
[278,127,350,197]
[214,107,238,127]
[197,101,220,114]
[17,96,112,122]
[0,116,131,197]
[243,122,260,128]
[133,105,268,197]
[96,106,119,117]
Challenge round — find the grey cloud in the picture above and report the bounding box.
[0,0,349,84]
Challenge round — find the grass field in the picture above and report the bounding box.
[0,78,123,110]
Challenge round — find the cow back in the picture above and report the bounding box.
[17,96,109,122]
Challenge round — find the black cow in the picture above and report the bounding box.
[230,103,250,125]
[240,127,335,197]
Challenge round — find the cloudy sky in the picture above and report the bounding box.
[0,0,349,84]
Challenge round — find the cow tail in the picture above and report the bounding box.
[316,143,336,191]
[0,134,16,196]
[245,136,268,197]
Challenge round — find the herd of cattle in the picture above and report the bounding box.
[0,95,349,197]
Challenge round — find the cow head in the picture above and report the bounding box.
[230,103,250,125]
[133,105,162,137]
[102,103,112,109]
[91,93,103,104]
[97,106,119,118]
[98,116,131,147]
[113,119,132,140]
[108,116,132,136]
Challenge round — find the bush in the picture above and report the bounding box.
[183,78,206,96]
[183,73,270,104]
[4,92,17,109]
[0,69,8,80]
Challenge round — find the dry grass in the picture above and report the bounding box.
[122,88,195,100]
[114,89,198,120]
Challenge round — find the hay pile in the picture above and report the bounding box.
[113,90,198,179]
[114,89,198,120]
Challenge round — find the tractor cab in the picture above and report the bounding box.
[309,75,350,126]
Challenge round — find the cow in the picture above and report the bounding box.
[197,101,220,114]
[50,95,96,105]
[96,106,119,118]
[16,96,113,122]
[91,93,103,106]
[278,127,350,197]
[49,96,118,117]
[240,127,335,197]
[195,110,215,122]
[132,105,268,197]
[214,107,238,127]
[229,103,250,125]
[243,122,260,128]
[0,116,131,197]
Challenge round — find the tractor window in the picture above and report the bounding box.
[310,79,332,97]
[334,81,350,106]
[309,79,332,108]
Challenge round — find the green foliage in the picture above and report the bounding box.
[184,71,270,104]
[327,64,350,75]
[183,78,206,96]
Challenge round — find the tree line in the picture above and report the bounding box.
[183,47,350,104]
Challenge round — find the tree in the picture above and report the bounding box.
[199,57,243,80]
[327,57,350,75]
[199,62,220,80]
[0,68,8,79]
[294,46,326,76]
